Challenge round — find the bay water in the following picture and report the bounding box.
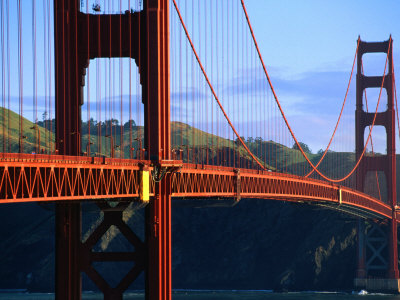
[1,291,400,300]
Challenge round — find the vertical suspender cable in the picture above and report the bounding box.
[32,0,38,153]
[170,0,173,154]
[192,0,195,163]
[215,0,219,165]
[222,0,225,165]
[1,0,4,154]
[43,0,48,152]
[210,0,213,165]
[48,0,53,153]
[97,9,101,156]
[135,0,139,159]
[263,57,267,170]
[226,0,230,166]
[86,0,91,156]
[128,0,132,158]
[237,1,240,168]
[248,12,252,169]
[179,0,183,160]
[231,1,233,166]
[205,0,208,164]
[118,0,122,158]
[236,2,245,168]
[233,1,236,168]
[74,0,79,155]
[200,0,203,163]
[6,0,10,153]
[107,2,111,157]
[185,0,188,162]
[62,0,67,155]
[18,0,24,153]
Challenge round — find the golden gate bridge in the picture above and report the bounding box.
[0,0,399,299]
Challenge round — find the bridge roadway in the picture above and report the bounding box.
[0,153,394,221]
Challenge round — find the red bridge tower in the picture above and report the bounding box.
[54,0,172,299]
[355,37,399,290]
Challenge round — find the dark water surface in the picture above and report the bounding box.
[1,291,400,300]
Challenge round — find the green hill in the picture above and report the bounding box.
[0,108,54,153]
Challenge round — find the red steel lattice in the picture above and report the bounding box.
[1,154,392,221]
[0,153,154,203]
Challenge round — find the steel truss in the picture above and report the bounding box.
[0,157,394,220]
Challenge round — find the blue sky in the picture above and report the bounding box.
[245,0,399,74]
[1,0,400,154]
[242,0,400,153]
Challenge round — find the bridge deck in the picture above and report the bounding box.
[0,154,394,221]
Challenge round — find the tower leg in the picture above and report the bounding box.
[388,216,399,278]
[146,176,172,300]
[357,219,366,279]
[55,203,82,300]
[144,0,172,298]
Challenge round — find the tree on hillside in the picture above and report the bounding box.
[123,119,137,130]
[292,142,312,154]
[255,137,263,144]
[235,136,246,146]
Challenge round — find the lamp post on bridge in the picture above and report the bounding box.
[172,148,183,161]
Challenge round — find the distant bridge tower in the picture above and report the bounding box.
[354,37,399,289]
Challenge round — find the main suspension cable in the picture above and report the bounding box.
[305,38,359,177]
[241,0,391,183]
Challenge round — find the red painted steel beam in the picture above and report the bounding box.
[78,12,140,60]
[54,0,82,298]
[142,0,172,299]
